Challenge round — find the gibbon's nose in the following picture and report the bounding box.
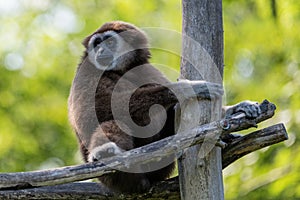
[96,48,114,66]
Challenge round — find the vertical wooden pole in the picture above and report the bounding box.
[177,0,224,199]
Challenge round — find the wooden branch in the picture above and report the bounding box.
[0,124,287,199]
[0,100,278,190]
[222,123,288,168]
[0,178,180,200]
[223,124,288,167]
[0,122,221,190]
[0,182,112,200]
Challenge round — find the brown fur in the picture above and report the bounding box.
[68,21,177,193]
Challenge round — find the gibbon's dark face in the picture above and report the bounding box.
[83,21,151,72]
[87,30,131,71]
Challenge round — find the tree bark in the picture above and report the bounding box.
[178,0,224,199]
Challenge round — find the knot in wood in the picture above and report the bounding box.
[220,119,230,130]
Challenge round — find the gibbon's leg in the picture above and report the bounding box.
[88,120,151,193]
[88,120,134,162]
[76,133,90,162]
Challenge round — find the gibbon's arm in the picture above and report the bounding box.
[115,79,259,120]
[129,80,224,109]
[127,80,259,123]
[107,80,224,125]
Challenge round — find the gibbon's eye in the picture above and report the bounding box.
[93,37,102,48]
[103,36,117,49]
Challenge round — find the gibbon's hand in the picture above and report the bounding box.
[224,100,262,119]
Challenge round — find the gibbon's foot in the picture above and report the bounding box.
[88,142,124,162]
[225,100,262,119]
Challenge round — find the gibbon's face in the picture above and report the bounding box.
[87,30,134,71]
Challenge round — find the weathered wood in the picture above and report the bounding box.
[0,123,288,199]
[178,0,224,199]
[0,122,221,190]
[0,100,276,190]
[0,182,111,200]
[222,123,288,168]
[0,179,180,200]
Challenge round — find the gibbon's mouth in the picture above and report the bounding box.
[96,55,114,66]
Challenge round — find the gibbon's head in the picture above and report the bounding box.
[82,21,151,71]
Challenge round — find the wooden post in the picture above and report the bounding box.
[177,0,224,199]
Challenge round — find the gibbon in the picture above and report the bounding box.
[68,21,260,193]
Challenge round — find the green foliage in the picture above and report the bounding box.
[0,0,299,198]
[223,0,300,199]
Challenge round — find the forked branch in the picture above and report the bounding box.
[222,123,287,168]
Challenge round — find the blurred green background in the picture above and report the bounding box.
[0,0,299,199]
